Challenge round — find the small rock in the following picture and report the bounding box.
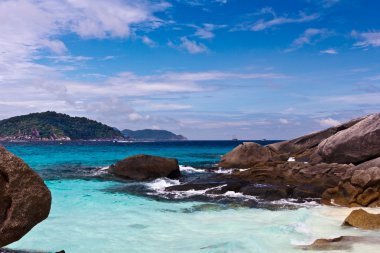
[343,209,380,230]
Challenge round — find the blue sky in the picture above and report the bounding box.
[1,0,380,139]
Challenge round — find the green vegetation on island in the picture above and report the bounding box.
[122,129,187,141]
[0,111,124,141]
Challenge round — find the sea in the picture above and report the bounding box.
[2,141,380,253]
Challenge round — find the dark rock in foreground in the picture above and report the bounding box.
[0,146,52,247]
[343,209,380,230]
[109,154,180,180]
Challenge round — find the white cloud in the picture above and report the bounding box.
[250,12,319,31]
[0,0,170,84]
[320,48,338,54]
[352,31,380,48]
[318,118,341,127]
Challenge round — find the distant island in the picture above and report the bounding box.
[0,111,188,142]
[0,111,124,141]
[121,129,187,141]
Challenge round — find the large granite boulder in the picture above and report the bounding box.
[109,154,180,180]
[219,142,272,168]
[343,209,380,230]
[0,146,51,247]
[267,117,364,156]
[314,113,380,164]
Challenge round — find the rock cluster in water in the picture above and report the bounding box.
[219,112,380,207]
[0,146,51,248]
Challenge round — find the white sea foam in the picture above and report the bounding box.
[100,166,109,171]
[91,166,110,176]
[269,199,319,208]
[214,168,249,174]
[179,165,206,173]
[170,184,227,198]
[223,191,258,200]
[214,168,234,174]
[145,178,180,193]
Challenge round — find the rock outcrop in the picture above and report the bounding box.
[217,112,380,206]
[232,162,353,199]
[219,142,273,168]
[343,209,380,230]
[267,117,364,158]
[322,166,380,207]
[0,146,51,247]
[109,154,180,180]
[314,113,380,164]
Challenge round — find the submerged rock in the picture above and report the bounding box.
[219,142,272,168]
[314,113,380,164]
[0,146,51,248]
[109,154,180,180]
[343,209,380,230]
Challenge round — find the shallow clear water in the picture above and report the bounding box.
[3,141,380,253]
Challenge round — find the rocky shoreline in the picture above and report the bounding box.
[1,112,380,251]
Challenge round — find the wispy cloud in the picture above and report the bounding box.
[320,48,338,54]
[287,28,332,51]
[141,35,156,47]
[367,74,380,81]
[352,30,380,48]
[160,71,287,81]
[169,37,208,54]
[239,9,319,32]
[191,23,226,39]
[318,117,341,127]
[322,0,340,8]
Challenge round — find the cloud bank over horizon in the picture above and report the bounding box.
[1,0,380,139]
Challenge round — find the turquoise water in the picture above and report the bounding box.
[3,141,380,253]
